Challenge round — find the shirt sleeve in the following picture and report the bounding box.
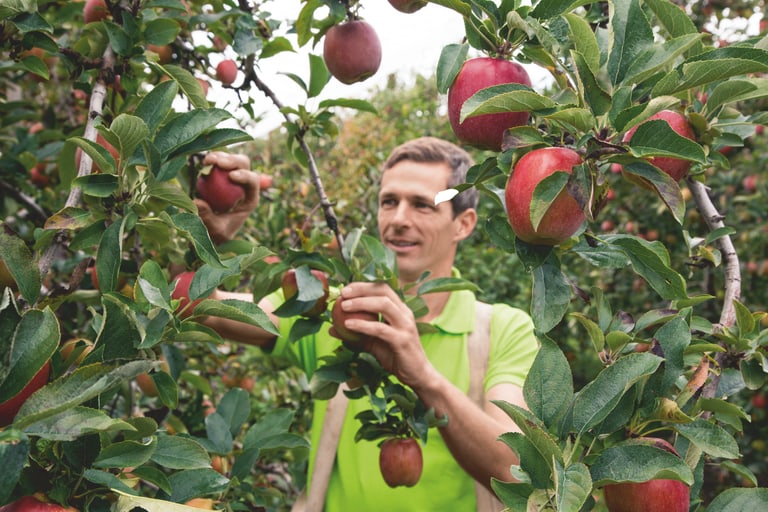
[485,304,539,390]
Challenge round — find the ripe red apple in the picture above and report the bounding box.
[331,296,378,347]
[216,59,238,86]
[196,165,246,213]
[447,57,532,151]
[171,271,202,317]
[148,44,172,64]
[742,174,757,193]
[0,495,78,512]
[0,361,51,427]
[323,20,382,85]
[387,0,428,13]
[379,437,423,488]
[281,268,329,317]
[752,392,767,409]
[505,147,586,245]
[622,110,696,184]
[83,0,108,23]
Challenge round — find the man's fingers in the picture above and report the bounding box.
[203,151,250,170]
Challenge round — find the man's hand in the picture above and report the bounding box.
[331,282,440,391]
[194,151,266,244]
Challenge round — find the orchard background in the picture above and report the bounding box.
[1,0,767,511]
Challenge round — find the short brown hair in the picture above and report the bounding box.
[382,137,478,215]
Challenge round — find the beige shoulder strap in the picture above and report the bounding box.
[467,301,505,512]
[291,383,349,512]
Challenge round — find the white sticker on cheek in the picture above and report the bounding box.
[434,188,459,206]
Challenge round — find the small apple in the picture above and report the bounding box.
[330,296,378,348]
[60,337,94,365]
[0,495,78,512]
[447,57,532,151]
[171,271,203,317]
[0,361,51,427]
[135,359,171,398]
[379,437,423,488]
[83,0,109,23]
[216,59,238,86]
[148,44,172,64]
[505,147,586,245]
[0,258,17,291]
[196,165,246,213]
[323,20,382,84]
[622,110,696,185]
[742,174,757,193]
[751,392,767,409]
[387,0,428,13]
[281,268,330,317]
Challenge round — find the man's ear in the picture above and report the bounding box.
[453,208,477,242]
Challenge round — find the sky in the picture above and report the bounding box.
[206,1,552,137]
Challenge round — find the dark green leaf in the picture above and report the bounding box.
[436,43,469,94]
[93,438,157,469]
[607,0,654,86]
[707,488,768,511]
[0,229,41,304]
[524,337,573,431]
[531,263,571,333]
[152,434,210,470]
[591,443,693,485]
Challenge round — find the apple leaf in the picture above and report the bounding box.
[216,387,252,439]
[554,460,592,512]
[644,0,705,57]
[570,312,605,353]
[675,419,740,459]
[460,84,554,123]
[436,43,468,94]
[490,480,534,511]
[152,434,211,470]
[572,51,611,116]
[94,437,159,469]
[135,80,178,135]
[154,108,232,156]
[625,120,706,163]
[308,53,331,98]
[0,0,35,20]
[0,430,29,504]
[609,235,688,300]
[607,0,654,86]
[492,400,564,471]
[22,406,136,442]
[167,468,230,503]
[613,95,682,133]
[531,262,571,333]
[170,212,224,269]
[590,443,694,486]
[706,77,768,118]
[530,171,569,232]
[0,229,41,305]
[706,488,768,511]
[571,353,663,435]
[498,432,552,489]
[145,18,180,46]
[524,337,574,431]
[157,64,209,110]
[0,308,58,403]
[70,136,117,175]
[95,294,143,360]
[194,299,279,336]
[563,14,600,75]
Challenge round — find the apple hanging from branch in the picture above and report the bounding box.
[323,20,382,85]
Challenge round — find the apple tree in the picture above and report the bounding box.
[1,0,768,511]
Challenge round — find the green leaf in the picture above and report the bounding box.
[530,171,569,232]
[524,337,573,431]
[570,312,605,353]
[135,80,177,135]
[109,114,150,162]
[95,219,124,292]
[167,468,229,502]
[154,109,232,156]
[562,15,599,75]
[531,263,571,333]
[572,51,612,116]
[644,0,705,57]
[70,136,116,174]
[675,419,740,459]
[147,180,197,212]
[607,0,654,86]
[243,408,294,450]
[0,308,59,404]
[95,294,143,360]
[707,488,768,511]
[436,43,469,94]
[417,276,479,295]
[170,212,224,268]
[0,431,29,504]
[145,18,181,46]
[308,53,330,98]
[103,21,132,56]
[625,120,706,164]
[706,78,768,117]
[572,353,663,434]
[194,299,279,336]
[152,434,211,470]
[492,400,564,471]
[43,207,92,231]
[0,0,36,21]
[83,470,139,496]
[460,85,552,123]
[317,98,378,114]
[591,443,694,486]
[609,236,688,300]
[261,35,294,59]
[491,480,534,511]
[93,438,158,469]
[217,388,251,438]
[0,229,41,304]
[554,460,592,512]
[22,407,135,442]
[542,107,596,133]
[497,432,552,488]
[157,63,209,109]
[14,360,154,430]
[73,173,119,198]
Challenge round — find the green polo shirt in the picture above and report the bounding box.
[269,287,538,511]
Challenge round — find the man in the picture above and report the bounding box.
[198,137,539,511]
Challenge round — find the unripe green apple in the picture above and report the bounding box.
[323,20,382,85]
[379,437,423,488]
[196,165,246,213]
[505,147,585,245]
[448,57,532,151]
[622,110,696,185]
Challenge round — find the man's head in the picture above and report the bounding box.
[377,137,478,283]
[382,137,478,217]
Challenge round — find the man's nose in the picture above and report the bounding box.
[391,202,411,226]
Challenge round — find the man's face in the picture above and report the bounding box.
[377,160,475,284]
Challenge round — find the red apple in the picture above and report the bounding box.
[447,57,532,151]
[742,174,757,193]
[281,268,329,317]
[196,165,246,213]
[331,296,378,347]
[216,59,238,86]
[752,393,767,409]
[148,44,173,64]
[0,495,78,512]
[505,147,586,245]
[387,0,428,13]
[83,0,108,23]
[171,271,203,317]
[323,20,381,85]
[379,437,423,488]
[622,110,696,184]
[74,134,119,173]
[0,258,17,291]
[0,361,51,427]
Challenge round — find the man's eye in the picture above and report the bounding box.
[381,198,396,206]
